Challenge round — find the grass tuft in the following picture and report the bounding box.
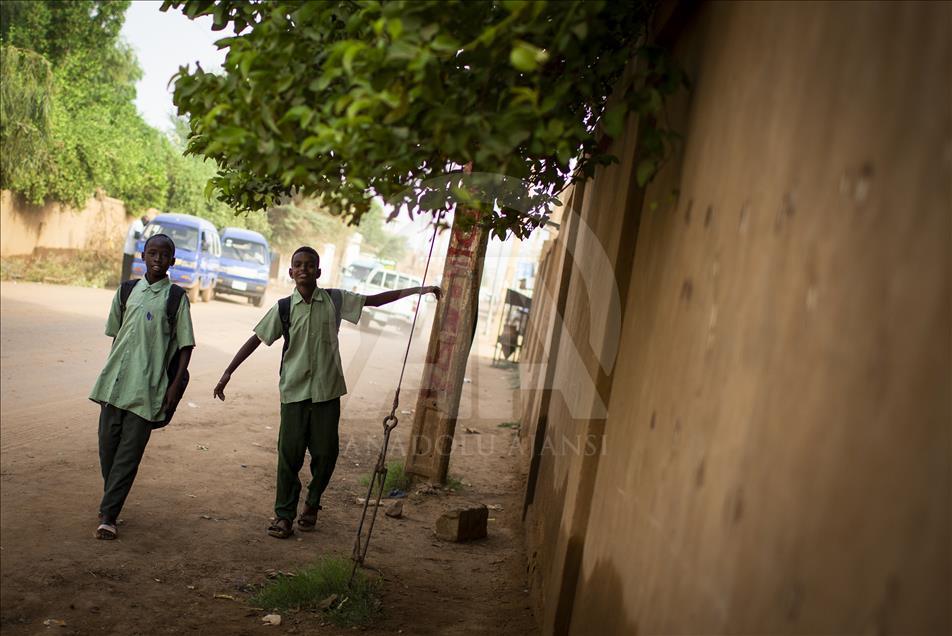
[358,459,412,493]
[250,556,380,627]
[445,475,464,491]
[0,249,120,288]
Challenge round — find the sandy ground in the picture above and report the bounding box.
[0,281,536,635]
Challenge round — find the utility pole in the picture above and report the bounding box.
[405,206,489,484]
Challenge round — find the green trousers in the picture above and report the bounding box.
[275,398,340,521]
[98,403,152,521]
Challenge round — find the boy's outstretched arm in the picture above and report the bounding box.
[365,285,441,307]
[213,335,262,401]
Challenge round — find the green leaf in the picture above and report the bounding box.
[509,41,548,72]
[387,19,404,40]
[281,105,314,126]
[431,34,459,52]
[342,42,365,75]
[636,159,657,187]
[602,105,626,139]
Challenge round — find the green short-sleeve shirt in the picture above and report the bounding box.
[254,287,365,404]
[89,278,196,422]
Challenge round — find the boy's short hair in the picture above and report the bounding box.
[291,246,320,265]
[144,233,176,253]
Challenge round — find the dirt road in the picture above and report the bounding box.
[0,281,536,635]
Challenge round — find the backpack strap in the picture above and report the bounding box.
[278,295,292,372]
[161,284,190,428]
[117,279,139,325]
[166,284,186,334]
[327,288,343,330]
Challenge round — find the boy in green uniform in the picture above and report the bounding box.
[213,246,440,538]
[89,234,195,540]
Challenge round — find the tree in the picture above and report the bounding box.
[162,0,684,237]
[0,45,53,198]
[266,201,354,253]
[0,1,129,67]
[0,0,172,210]
[166,115,271,234]
[357,199,408,263]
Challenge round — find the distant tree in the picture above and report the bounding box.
[166,115,270,235]
[162,0,684,238]
[266,200,354,253]
[0,46,53,198]
[0,0,130,67]
[357,199,408,263]
[0,0,170,210]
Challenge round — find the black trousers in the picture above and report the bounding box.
[98,404,152,521]
[275,398,341,521]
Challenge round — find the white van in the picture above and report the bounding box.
[354,267,424,332]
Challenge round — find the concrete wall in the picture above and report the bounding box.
[521,1,950,634]
[0,189,131,256]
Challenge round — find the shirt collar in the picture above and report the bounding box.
[291,287,324,304]
[143,277,171,293]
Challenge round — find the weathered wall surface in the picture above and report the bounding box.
[522,1,950,634]
[0,189,131,256]
[520,108,647,632]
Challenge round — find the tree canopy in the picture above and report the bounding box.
[0,0,264,236]
[163,0,684,238]
[0,0,167,210]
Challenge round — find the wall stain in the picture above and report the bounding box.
[680,278,694,302]
[775,192,796,232]
[725,487,745,524]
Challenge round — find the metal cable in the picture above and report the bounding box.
[350,211,444,586]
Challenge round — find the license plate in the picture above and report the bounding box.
[232,280,248,291]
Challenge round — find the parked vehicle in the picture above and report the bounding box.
[353,266,424,332]
[132,213,221,303]
[215,227,272,307]
[339,258,380,293]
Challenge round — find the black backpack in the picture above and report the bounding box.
[277,288,342,373]
[118,279,189,428]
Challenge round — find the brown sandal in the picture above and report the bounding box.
[95,523,118,540]
[297,505,321,532]
[267,518,294,539]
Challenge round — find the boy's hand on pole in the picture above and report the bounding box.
[426,285,442,300]
[213,373,231,401]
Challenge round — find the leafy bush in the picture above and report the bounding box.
[1,1,273,232]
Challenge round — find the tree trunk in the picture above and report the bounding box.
[405,208,489,483]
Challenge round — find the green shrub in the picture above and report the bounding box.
[250,556,380,627]
[0,249,119,288]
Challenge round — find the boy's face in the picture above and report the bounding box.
[144,239,175,279]
[289,252,320,286]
